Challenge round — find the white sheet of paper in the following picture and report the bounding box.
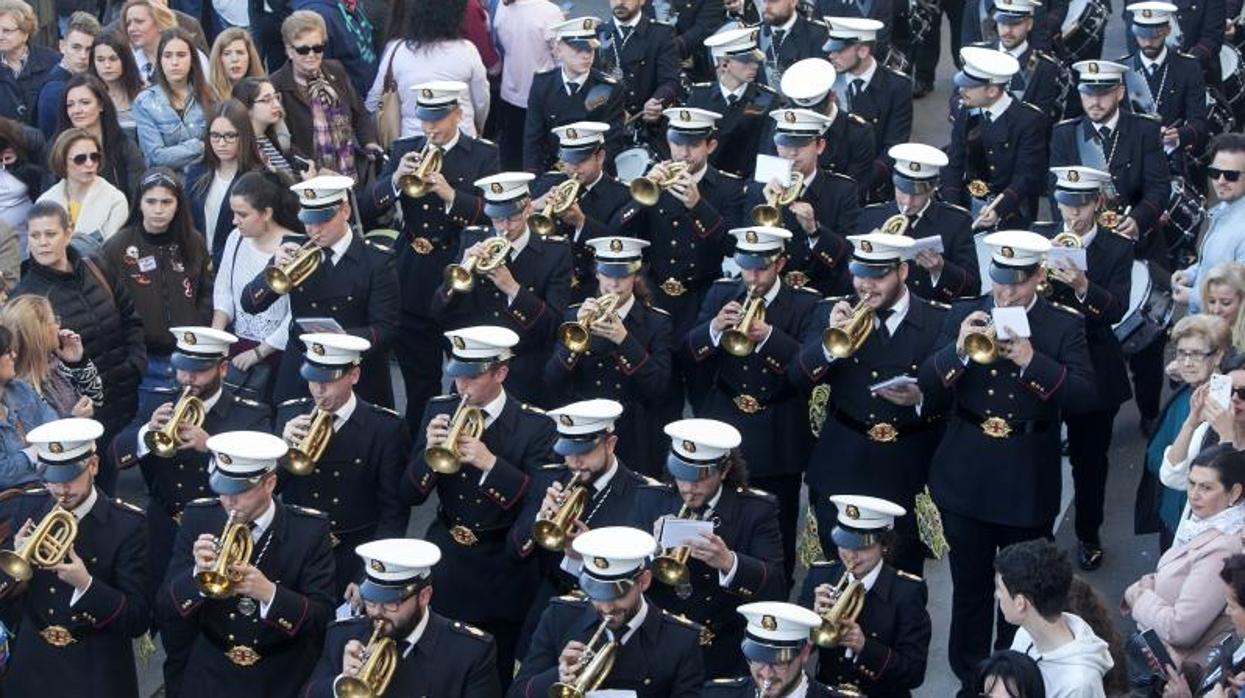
[1046,247,1088,271]
[659,517,714,548]
[991,306,1031,339]
[906,235,944,256]
[295,317,346,334]
[753,154,793,186]
[1210,372,1232,409]
[587,691,638,698]
[869,375,919,393]
[335,601,355,621]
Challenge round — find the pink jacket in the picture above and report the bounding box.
[1131,528,1241,664]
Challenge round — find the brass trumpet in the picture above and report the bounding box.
[144,385,206,459]
[396,142,443,199]
[822,298,875,359]
[332,619,397,698]
[558,293,620,353]
[529,176,581,236]
[549,622,618,698]
[285,407,334,476]
[653,503,701,587]
[0,506,78,582]
[751,171,805,226]
[264,239,322,295]
[963,319,998,365]
[629,161,690,207]
[721,286,766,357]
[422,395,486,475]
[811,571,866,647]
[444,237,512,295]
[1038,231,1083,296]
[533,472,588,551]
[195,509,254,598]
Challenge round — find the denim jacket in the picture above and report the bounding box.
[132,85,207,170]
[0,379,59,490]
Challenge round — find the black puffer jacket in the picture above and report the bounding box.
[12,247,147,433]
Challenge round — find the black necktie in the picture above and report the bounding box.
[566,81,581,96]
[726,93,740,107]
[322,247,335,264]
[983,111,994,124]
[876,308,894,340]
[1098,125,1112,143]
[772,29,786,50]
[619,25,633,42]
[849,78,864,102]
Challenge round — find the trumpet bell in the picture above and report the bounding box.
[444,262,476,294]
[331,675,376,698]
[195,569,234,599]
[557,323,592,354]
[720,328,756,357]
[629,177,660,207]
[652,553,690,586]
[964,330,997,364]
[144,429,178,459]
[529,211,557,236]
[423,445,462,475]
[284,449,316,477]
[751,203,781,227]
[0,549,32,582]
[263,266,295,295]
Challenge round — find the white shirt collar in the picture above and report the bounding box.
[480,389,507,429]
[615,294,636,320]
[762,278,782,306]
[849,560,884,591]
[1078,225,1099,249]
[800,167,818,191]
[560,67,587,87]
[883,288,911,334]
[617,598,648,644]
[1000,40,1029,59]
[720,81,747,102]
[333,392,358,428]
[328,228,353,264]
[773,13,798,32]
[852,58,878,87]
[250,498,277,539]
[615,14,641,29]
[984,93,1013,120]
[781,674,810,698]
[71,487,98,520]
[582,170,605,192]
[507,228,532,258]
[1141,47,1169,70]
[200,388,223,414]
[401,608,432,659]
[593,457,619,492]
[438,130,461,154]
[907,197,934,223]
[705,484,725,513]
[1095,109,1121,131]
[687,162,709,184]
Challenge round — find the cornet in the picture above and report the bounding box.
[195,509,254,598]
[558,293,620,353]
[811,571,865,647]
[549,622,617,698]
[332,619,397,698]
[1039,231,1083,296]
[653,503,701,587]
[721,286,766,357]
[533,472,588,551]
[264,239,322,295]
[629,161,690,207]
[444,237,512,295]
[285,407,333,476]
[529,176,581,236]
[144,385,206,458]
[963,319,998,365]
[396,142,443,199]
[822,297,875,359]
[751,171,805,227]
[0,506,78,582]
[422,395,486,474]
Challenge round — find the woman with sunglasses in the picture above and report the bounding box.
[89,33,144,137]
[1173,133,1245,311]
[186,99,265,265]
[132,27,217,170]
[233,76,304,182]
[100,168,213,416]
[55,74,146,202]
[35,128,128,245]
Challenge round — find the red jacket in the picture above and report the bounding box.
[462,0,501,72]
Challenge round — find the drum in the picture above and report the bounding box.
[1162,177,1207,244]
[908,0,940,46]
[1059,0,1108,61]
[1221,44,1245,106]
[884,47,913,78]
[615,147,653,185]
[1113,261,1175,355]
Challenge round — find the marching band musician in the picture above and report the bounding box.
[400,326,555,690]
[824,17,915,204]
[813,0,893,59]
[1034,167,1134,571]
[743,108,861,296]
[510,526,705,697]
[1123,0,1225,79]
[275,333,409,596]
[156,431,335,698]
[941,47,1049,230]
[798,495,932,697]
[365,80,499,432]
[689,27,778,179]
[960,0,1069,51]
[241,175,400,409]
[430,172,573,406]
[703,601,842,696]
[530,122,635,300]
[856,143,980,303]
[751,0,829,86]
[0,418,149,698]
[110,327,270,600]
[918,230,1095,693]
[543,237,672,472]
[594,0,682,142]
[984,0,1066,122]
[655,0,728,84]
[302,539,502,697]
[789,232,949,576]
[631,419,786,678]
[523,19,625,175]
[685,226,820,576]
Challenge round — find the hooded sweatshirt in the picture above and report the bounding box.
[1010,612,1114,698]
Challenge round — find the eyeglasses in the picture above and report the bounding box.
[254,93,283,105]
[71,152,102,166]
[209,131,239,143]
[1175,349,1216,362]
[1234,386,1245,400]
[291,43,326,55]
[1207,167,1245,182]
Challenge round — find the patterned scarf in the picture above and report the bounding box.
[1174,501,1245,549]
[338,2,376,67]
[304,73,357,180]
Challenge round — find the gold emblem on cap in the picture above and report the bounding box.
[1068,170,1080,182]
[593,556,610,570]
[311,343,325,356]
[452,336,466,349]
[183,331,196,345]
[679,109,690,122]
[566,128,578,139]
[682,439,697,454]
[846,504,860,519]
[490,182,504,194]
[911,162,921,172]
[1001,246,1015,258]
[860,239,874,253]
[609,238,624,252]
[1142,8,1153,16]
[370,560,386,573]
[582,17,593,29]
[421,88,433,98]
[761,615,778,631]
[745,230,758,244]
[1087,62,1099,74]
[49,442,63,454]
[304,188,315,199]
[784,111,797,124]
[218,453,232,465]
[559,414,574,426]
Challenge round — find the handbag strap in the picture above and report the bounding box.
[81,257,115,304]
[382,41,400,92]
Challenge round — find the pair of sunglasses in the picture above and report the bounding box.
[292,43,326,55]
[71,152,101,165]
[1207,166,1245,182]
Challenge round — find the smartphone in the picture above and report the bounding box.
[291,155,314,173]
[1210,372,1232,410]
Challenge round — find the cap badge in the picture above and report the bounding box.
[559,414,574,426]
[218,453,232,465]
[860,240,874,253]
[609,238,624,252]
[679,109,690,122]
[682,439,697,454]
[911,162,921,172]
[1001,246,1015,258]
[421,88,433,98]
[582,18,593,29]
[370,560,386,573]
[846,504,860,519]
[183,331,196,345]
[1067,170,1080,182]
[593,556,610,570]
[452,336,466,350]
[1087,62,1099,74]
[761,615,777,631]
[310,343,325,356]
[783,111,797,124]
[304,188,315,199]
[1142,8,1153,16]
[745,230,758,244]
[49,442,63,454]
[566,128,578,139]
[490,182,504,194]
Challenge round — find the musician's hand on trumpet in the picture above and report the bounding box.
[557,638,591,684]
[538,481,589,554]
[996,326,1034,369]
[342,637,369,679]
[1047,260,1088,296]
[228,561,276,605]
[1115,215,1140,239]
[581,297,627,344]
[956,311,991,358]
[713,299,771,344]
[686,531,735,572]
[177,419,210,453]
[282,413,313,447]
[665,168,701,209]
[49,546,90,590]
[913,249,945,274]
[193,532,221,576]
[829,299,857,329]
[12,518,34,555]
[147,401,175,433]
[390,149,423,190]
[453,433,497,472]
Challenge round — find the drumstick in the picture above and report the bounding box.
[972,193,1007,230]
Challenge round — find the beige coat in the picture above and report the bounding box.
[36,178,128,241]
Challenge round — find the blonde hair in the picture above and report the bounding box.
[0,0,36,36]
[0,296,56,396]
[122,0,177,34]
[1200,261,1245,350]
[208,27,265,100]
[281,10,326,46]
[1172,313,1232,358]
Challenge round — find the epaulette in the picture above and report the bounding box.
[794,285,821,295]
[943,202,971,215]
[364,239,394,254]
[896,569,925,582]
[691,81,712,88]
[112,497,145,516]
[882,64,909,80]
[521,403,547,414]
[717,169,742,179]
[543,234,569,242]
[736,486,776,500]
[287,504,329,519]
[1109,227,1138,242]
[1177,50,1198,60]
[369,403,400,418]
[328,615,369,628]
[567,302,583,309]
[186,497,218,507]
[652,18,675,27]
[449,620,492,641]
[542,169,562,177]
[663,610,702,630]
[429,393,459,403]
[1033,49,1058,64]
[927,299,953,310]
[540,462,567,470]
[1018,100,1043,114]
[1050,302,1083,317]
[552,592,589,605]
[819,294,851,305]
[1135,111,1161,122]
[755,82,777,95]
[1055,117,1080,127]
[848,113,868,125]
[827,171,855,184]
[713,277,741,284]
[592,72,619,84]
[16,487,46,495]
[809,559,838,568]
[648,305,671,316]
[711,677,749,685]
[476,137,498,147]
[232,395,266,409]
[279,397,313,408]
[149,385,179,396]
[638,479,676,492]
[808,17,827,27]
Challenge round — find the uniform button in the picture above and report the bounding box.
[987,389,994,396]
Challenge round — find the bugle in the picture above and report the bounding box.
[811,571,866,647]
[422,396,486,475]
[444,237,512,295]
[1038,231,1083,296]
[264,239,322,295]
[533,472,588,551]
[529,176,581,236]
[751,171,805,226]
[195,509,254,598]
[144,385,206,459]
[963,319,998,364]
[721,286,766,357]
[332,619,397,698]
[653,503,701,587]
[557,293,620,353]
[629,161,689,207]
[285,407,333,476]
[396,142,443,199]
[549,622,618,698]
[822,298,875,358]
[0,506,78,582]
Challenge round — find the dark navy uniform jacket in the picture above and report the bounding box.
[760,109,876,188]
[156,499,336,698]
[1005,46,1067,122]
[919,296,1095,527]
[813,0,895,58]
[687,81,779,178]
[301,612,502,698]
[857,202,981,302]
[401,393,555,626]
[241,234,399,408]
[759,18,830,88]
[631,482,787,678]
[0,489,149,698]
[1124,0,1225,75]
[530,170,636,299]
[842,64,915,201]
[523,70,626,174]
[798,560,932,697]
[595,17,683,116]
[941,98,1049,227]
[510,595,705,697]
[1122,50,1210,157]
[657,0,727,80]
[703,675,844,696]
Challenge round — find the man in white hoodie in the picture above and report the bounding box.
[995,539,1114,698]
